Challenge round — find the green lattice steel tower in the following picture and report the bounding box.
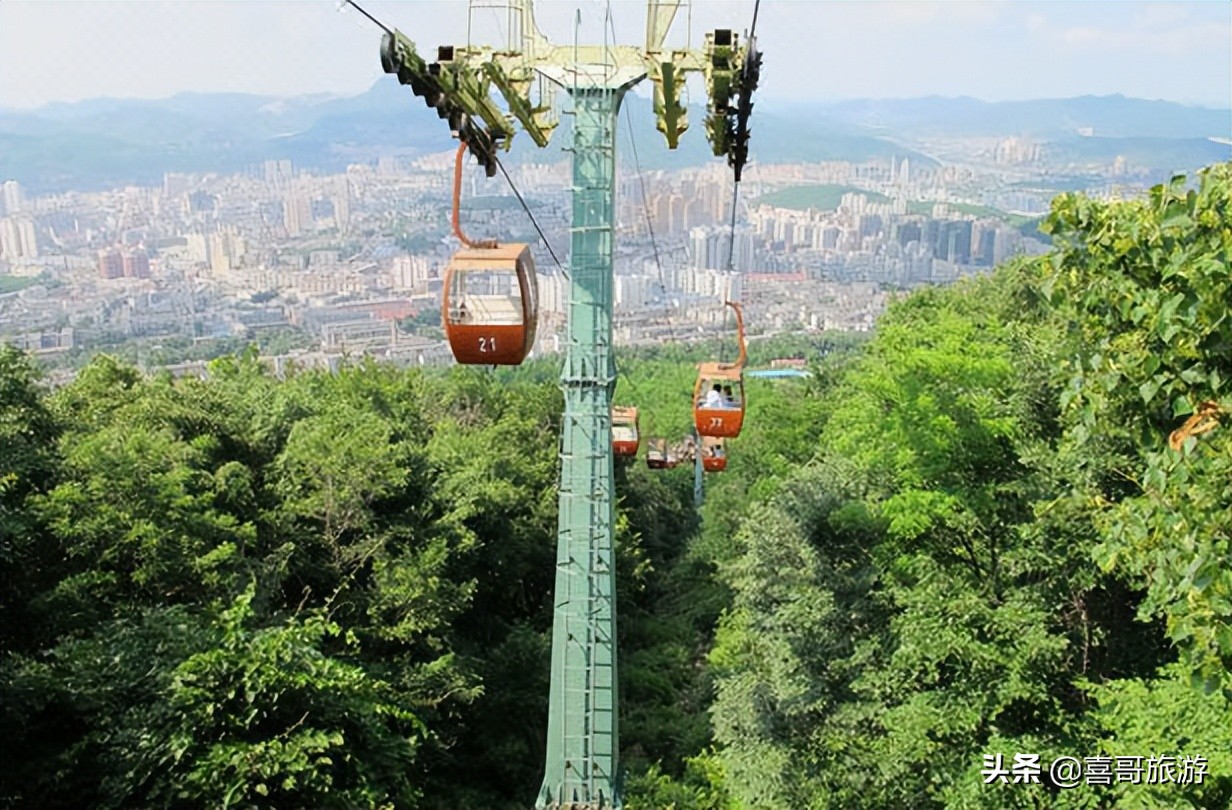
[541,83,624,809]
[378,3,759,806]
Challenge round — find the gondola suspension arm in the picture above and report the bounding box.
[452,142,497,250]
[718,300,746,371]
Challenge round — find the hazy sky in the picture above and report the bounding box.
[1,1,1229,110]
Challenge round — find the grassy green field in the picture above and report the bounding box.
[0,275,39,294]
[755,184,890,211]
[906,200,1035,227]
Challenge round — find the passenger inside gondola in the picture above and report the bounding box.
[694,372,745,437]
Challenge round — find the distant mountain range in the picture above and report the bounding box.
[1,84,1227,194]
[807,94,1231,141]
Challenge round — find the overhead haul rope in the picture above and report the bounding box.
[592,6,679,424]
[723,0,761,275]
[590,28,674,450]
[340,0,392,36]
[622,104,678,345]
[494,155,567,278]
[723,185,741,274]
[718,0,760,364]
[451,140,568,276]
[600,11,676,347]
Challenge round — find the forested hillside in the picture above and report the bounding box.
[2,164,1228,809]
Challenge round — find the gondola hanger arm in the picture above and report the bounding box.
[452,142,497,250]
[718,300,746,371]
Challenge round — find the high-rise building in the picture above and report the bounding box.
[0,216,37,260]
[97,248,124,279]
[993,229,1021,265]
[17,218,38,258]
[536,271,567,316]
[185,233,208,263]
[208,232,232,273]
[972,223,998,267]
[857,214,883,239]
[943,221,973,265]
[283,195,310,237]
[264,159,294,186]
[680,267,743,303]
[614,274,652,309]
[893,221,922,247]
[333,178,351,232]
[923,220,942,258]
[186,190,216,215]
[390,255,432,292]
[0,218,19,259]
[689,226,713,270]
[2,180,23,216]
[122,248,151,278]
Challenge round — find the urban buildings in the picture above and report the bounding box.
[1,139,1083,372]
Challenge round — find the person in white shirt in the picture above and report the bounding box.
[703,384,724,409]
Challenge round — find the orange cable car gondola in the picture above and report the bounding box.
[442,143,538,365]
[646,437,682,470]
[694,301,747,438]
[702,436,727,472]
[612,406,640,458]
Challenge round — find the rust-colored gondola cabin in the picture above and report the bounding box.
[646,437,679,470]
[694,363,744,438]
[441,243,538,365]
[693,301,747,438]
[702,435,727,472]
[612,406,640,458]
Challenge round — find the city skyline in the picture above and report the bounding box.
[1,1,1229,111]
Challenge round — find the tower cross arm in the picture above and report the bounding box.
[379,8,760,169]
[481,59,558,148]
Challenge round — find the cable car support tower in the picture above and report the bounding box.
[375,1,760,805]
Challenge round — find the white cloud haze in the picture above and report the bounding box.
[0,0,1228,109]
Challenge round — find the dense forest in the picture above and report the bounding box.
[1,164,1228,809]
